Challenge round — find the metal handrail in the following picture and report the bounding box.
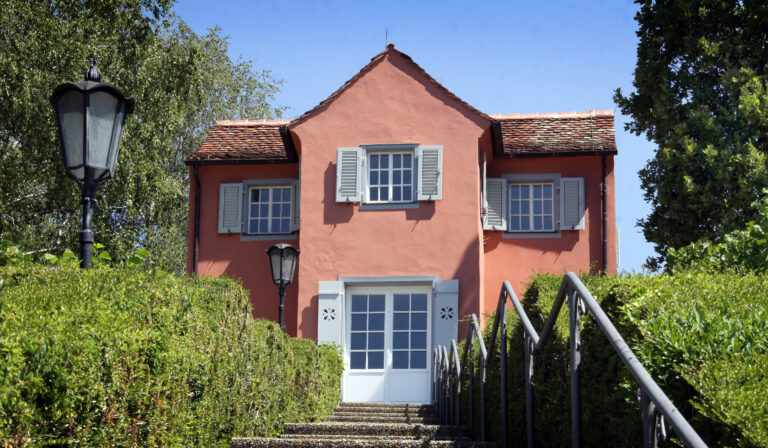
[434,272,708,448]
[433,314,489,440]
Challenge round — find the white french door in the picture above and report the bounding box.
[343,286,432,403]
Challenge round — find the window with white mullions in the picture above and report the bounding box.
[392,293,428,370]
[248,186,292,234]
[509,182,554,232]
[368,152,413,203]
[349,294,386,370]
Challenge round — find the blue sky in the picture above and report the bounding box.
[173,0,655,272]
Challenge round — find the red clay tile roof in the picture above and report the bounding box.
[186,120,295,163]
[492,110,617,156]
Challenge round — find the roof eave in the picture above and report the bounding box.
[498,149,618,158]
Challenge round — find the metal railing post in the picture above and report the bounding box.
[468,335,475,437]
[500,299,509,448]
[569,288,583,448]
[480,355,487,441]
[524,334,535,448]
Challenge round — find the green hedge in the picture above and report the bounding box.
[461,272,768,447]
[0,265,343,447]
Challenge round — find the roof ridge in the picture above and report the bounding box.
[214,119,291,126]
[289,44,491,126]
[490,110,614,119]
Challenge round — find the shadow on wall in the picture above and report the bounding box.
[324,162,354,228]
[452,237,481,337]
[301,294,318,340]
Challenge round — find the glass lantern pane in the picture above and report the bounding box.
[87,91,119,170]
[56,91,85,178]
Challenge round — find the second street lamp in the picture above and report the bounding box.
[50,62,135,268]
[266,244,299,330]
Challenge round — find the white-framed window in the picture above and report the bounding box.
[247,186,292,234]
[482,173,584,233]
[509,182,555,232]
[335,145,443,204]
[217,179,299,235]
[367,152,414,203]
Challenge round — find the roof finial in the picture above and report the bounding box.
[385,27,388,49]
[84,57,101,82]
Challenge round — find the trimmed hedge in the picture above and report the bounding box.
[0,265,343,447]
[462,272,768,447]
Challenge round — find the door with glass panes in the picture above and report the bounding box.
[343,286,431,403]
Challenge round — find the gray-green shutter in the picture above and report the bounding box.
[559,177,585,230]
[432,279,458,353]
[290,180,300,231]
[417,146,443,200]
[483,178,507,230]
[218,183,242,234]
[336,147,362,202]
[317,281,343,345]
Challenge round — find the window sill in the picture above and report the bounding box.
[360,202,420,210]
[240,233,297,242]
[502,231,562,239]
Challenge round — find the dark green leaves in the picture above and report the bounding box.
[615,0,768,268]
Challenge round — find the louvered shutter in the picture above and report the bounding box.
[218,183,243,234]
[560,177,585,230]
[417,146,443,200]
[336,147,362,202]
[483,178,507,230]
[432,279,458,352]
[290,180,300,231]
[317,281,343,345]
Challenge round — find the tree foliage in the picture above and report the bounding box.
[0,0,284,271]
[667,191,768,273]
[615,0,768,269]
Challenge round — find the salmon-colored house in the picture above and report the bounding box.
[186,45,617,403]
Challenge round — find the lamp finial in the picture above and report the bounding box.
[85,59,101,82]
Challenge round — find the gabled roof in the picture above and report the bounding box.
[185,120,297,164]
[491,110,617,157]
[290,43,492,127]
[185,48,618,165]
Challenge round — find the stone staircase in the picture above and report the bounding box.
[231,402,497,447]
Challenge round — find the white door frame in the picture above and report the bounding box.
[342,285,432,403]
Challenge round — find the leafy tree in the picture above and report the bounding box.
[667,191,768,273]
[615,0,768,269]
[0,1,284,272]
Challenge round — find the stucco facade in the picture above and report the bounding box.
[186,45,616,402]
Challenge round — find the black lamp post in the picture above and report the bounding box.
[50,62,135,268]
[266,244,299,330]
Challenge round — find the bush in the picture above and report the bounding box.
[461,272,768,447]
[0,265,343,447]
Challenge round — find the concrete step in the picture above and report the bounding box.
[327,414,439,424]
[338,402,433,412]
[333,408,436,417]
[283,422,471,439]
[232,438,496,447]
[331,411,436,420]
